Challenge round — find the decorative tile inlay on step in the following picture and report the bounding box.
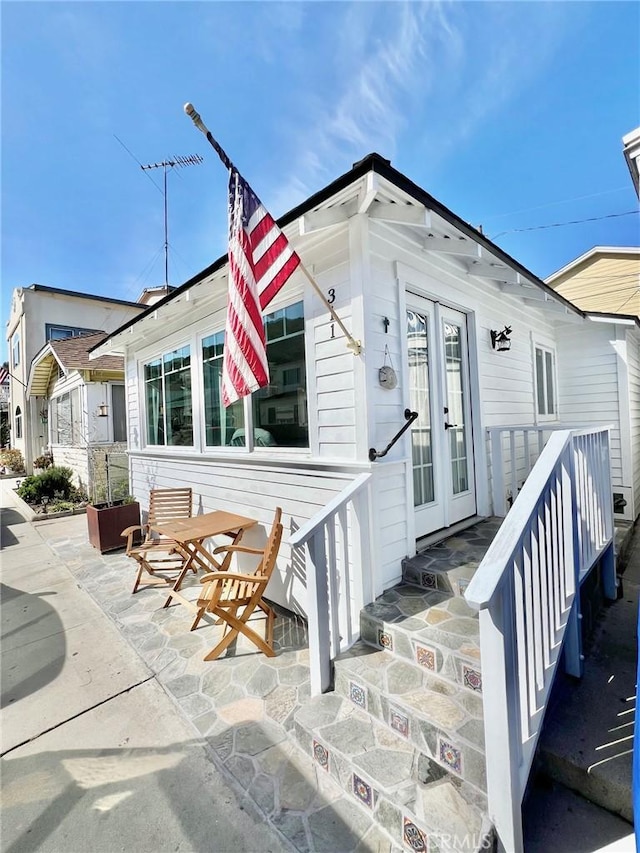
[420,571,437,589]
[349,680,367,710]
[403,817,428,852]
[438,737,463,775]
[378,628,394,651]
[462,664,482,693]
[389,707,410,738]
[352,773,374,809]
[313,739,329,771]
[415,644,436,671]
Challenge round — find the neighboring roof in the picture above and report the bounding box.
[49,332,124,371]
[29,332,124,397]
[20,283,144,308]
[546,246,639,318]
[546,246,640,282]
[137,285,177,305]
[623,126,640,198]
[91,151,585,355]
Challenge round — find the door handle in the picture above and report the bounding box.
[444,422,458,430]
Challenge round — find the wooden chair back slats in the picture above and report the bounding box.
[124,487,194,593]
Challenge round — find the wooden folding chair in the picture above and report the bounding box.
[190,507,283,660]
[122,487,194,594]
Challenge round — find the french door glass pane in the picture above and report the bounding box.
[444,322,469,495]
[407,310,434,507]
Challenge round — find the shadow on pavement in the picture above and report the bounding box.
[1,583,65,711]
[1,507,29,548]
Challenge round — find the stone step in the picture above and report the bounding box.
[402,519,502,596]
[293,693,489,852]
[334,642,486,761]
[359,583,482,691]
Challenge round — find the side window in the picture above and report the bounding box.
[144,345,193,447]
[111,385,127,443]
[12,334,20,368]
[15,406,22,439]
[534,345,557,420]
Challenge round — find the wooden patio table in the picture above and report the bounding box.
[154,510,259,612]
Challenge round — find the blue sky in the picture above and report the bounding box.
[2,1,639,364]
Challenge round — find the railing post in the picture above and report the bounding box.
[478,577,524,853]
[491,430,507,516]
[306,531,332,695]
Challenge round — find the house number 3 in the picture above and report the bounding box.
[328,289,336,338]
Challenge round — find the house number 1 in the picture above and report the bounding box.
[328,289,336,338]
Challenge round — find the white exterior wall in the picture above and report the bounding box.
[626,327,640,518]
[556,323,623,487]
[119,187,637,616]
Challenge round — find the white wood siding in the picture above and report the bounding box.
[128,451,365,613]
[627,328,640,517]
[556,324,623,487]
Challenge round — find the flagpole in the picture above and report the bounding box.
[183,103,362,356]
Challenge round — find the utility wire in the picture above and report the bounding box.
[114,135,163,195]
[491,210,640,239]
[482,186,631,222]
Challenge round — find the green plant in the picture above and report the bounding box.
[0,420,9,448]
[33,454,53,470]
[49,500,76,513]
[17,466,75,504]
[0,448,25,473]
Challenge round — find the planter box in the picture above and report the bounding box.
[87,501,141,553]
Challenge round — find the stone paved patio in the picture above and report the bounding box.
[44,518,405,852]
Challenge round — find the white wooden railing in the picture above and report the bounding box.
[289,472,373,695]
[465,428,616,852]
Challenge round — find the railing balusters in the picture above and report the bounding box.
[467,427,613,852]
[289,472,373,696]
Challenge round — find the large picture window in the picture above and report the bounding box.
[201,301,308,450]
[144,346,193,446]
[534,344,557,420]
[202,331,245,447]
[253,301,307,448]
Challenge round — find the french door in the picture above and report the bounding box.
[406,297,476,538]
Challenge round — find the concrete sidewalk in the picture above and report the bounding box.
[0,484,291,853]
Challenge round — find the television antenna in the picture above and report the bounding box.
[140,153,203,288]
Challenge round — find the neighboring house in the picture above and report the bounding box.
[91,152,640,616]
[5,284,145,470]
[623,125,640,198]
[27,332,129,499]
[546,245,640,318]
[0,365,9,446]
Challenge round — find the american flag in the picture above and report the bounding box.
[0,367,9,385]
[222,167,300,406]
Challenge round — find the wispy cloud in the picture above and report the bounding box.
[267,0,571,217]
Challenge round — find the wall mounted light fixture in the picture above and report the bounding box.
[490,326,512,352]
[97,402,109,418]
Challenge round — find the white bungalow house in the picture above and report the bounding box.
[91,153,640,851]
[27,332,131,501]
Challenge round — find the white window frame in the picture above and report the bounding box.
[198,297,310,454]
[533,341,559,423]
[142,343,194,450]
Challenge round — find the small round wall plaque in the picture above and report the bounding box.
[378,365,398,390]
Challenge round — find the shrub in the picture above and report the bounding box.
[17,466,75,504]
[0,448,25,473]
